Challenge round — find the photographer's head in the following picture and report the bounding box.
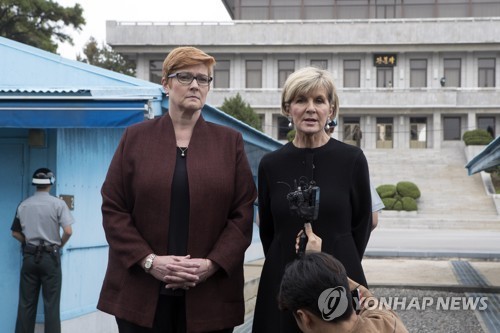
[278,252,355,333]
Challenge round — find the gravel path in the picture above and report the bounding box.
[371,288,487,333]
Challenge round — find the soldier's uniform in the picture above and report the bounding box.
[11,168,74,333]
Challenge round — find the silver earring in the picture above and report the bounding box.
[324,122,331,131]
[288,118,293,129]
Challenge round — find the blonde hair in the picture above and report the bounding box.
[162,46,216,78]
[281,67,339,119]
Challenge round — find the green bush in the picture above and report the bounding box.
[378,181,420,211]
[396,181,421,199]
[393,200,403,211]
[401,197,418,211]
[377,184,396,199]
[286,129,296,142]
[382,198,396,210]
[462,129,493,146]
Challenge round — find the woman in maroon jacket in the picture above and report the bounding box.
[97,46,257,333]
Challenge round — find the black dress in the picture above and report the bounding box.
[252,139,372,333]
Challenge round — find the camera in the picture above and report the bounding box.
[286,179,320,222]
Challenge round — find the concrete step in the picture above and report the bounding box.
[242,261,262,317]
[378,211,500,230]
[363,145,497,216]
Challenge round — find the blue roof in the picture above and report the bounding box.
[465,136,500,175]
[0,36,163,127]
[0,36,159,89]
[0,36,282,149]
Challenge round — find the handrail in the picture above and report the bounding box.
[112,16,500,27]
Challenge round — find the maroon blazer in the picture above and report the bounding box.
[97,114,257,332]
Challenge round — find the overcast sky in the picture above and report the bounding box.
[55,0,231,59]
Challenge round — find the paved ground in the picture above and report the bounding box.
[367,228,500,259]
[238,257,500,333]
[372,287,487,333]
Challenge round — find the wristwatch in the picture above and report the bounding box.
[143,254,156,273]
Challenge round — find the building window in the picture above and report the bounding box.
[443,117,461,140]
[376,117,393,148]
[443,59,461,87]
[410,117,427,148]
[150,60,163,84]
[310,59,328,70]
[344,60,361,88]
[376,1,396,18]
[343,117,360,144]
[277,115,290,140]
[278,60,295,88]
[478,58,495,88]
[240,0,272,19]
[214,60,230,88]
[478,116,495,138]
[377,67,393,88]
[246,60,263,88]
[271,0,301,19]
[410,59,427,88]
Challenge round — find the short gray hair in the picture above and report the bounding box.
[281,66,339,119]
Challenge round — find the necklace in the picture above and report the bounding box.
[178,146,188,157]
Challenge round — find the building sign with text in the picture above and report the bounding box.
[374,54,397,67]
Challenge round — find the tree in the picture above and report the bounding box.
[0,0,85,53]
[219,93,261,131]
[77,37,136,77]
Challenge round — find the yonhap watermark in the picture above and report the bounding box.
[318,286,349,320]
[363,295,489,311]
[318,287,489,321]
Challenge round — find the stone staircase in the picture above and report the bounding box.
[364,143,500,228]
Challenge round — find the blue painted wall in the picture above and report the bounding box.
[55,128,124,320]
[0,122,279,330]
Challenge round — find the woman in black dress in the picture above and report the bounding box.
[252,67,372,333]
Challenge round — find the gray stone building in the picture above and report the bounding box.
[107,0,500,148]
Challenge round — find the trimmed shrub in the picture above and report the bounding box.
[396,181,421,199]
[401,197,418,211]
[382,198,396,210]
[393,200,403,211]
[377,184,396,199]
[463,129,493,146]
[378,181,420,211]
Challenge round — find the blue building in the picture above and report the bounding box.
[0,37,281,332]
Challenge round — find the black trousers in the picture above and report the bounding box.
[15,252,62,333]
[116,295,234,333]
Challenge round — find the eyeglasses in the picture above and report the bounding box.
[167,72,213,86]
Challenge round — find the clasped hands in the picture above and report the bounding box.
[148,255,218,290]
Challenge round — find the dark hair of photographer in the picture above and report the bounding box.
[278,252,354,322]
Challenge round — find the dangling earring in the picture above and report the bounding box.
[288,118,293,129]
[324,121,331,131]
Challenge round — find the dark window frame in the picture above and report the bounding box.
[213,60,231,89]
[246,60,263,89]
[344,59,361,88]
[478,58,496,88]
[443,58,462,87]
[278,60,295,88]
[410,59,427,88]
[443,116,461,140]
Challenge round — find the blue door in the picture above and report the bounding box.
[0,140,28,332]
